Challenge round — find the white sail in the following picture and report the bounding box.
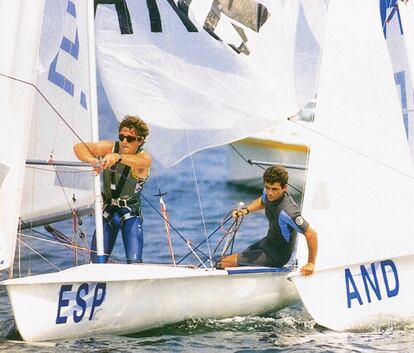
[295,0,327,106]
[0,0,45,269]
[20,0,95,226]
[94,0,313,166]
[291,0,414,331]
[399,1,414,88]
[298,0,414,270]
[383,0,414,164]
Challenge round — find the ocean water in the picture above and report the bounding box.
[1,145,414,352]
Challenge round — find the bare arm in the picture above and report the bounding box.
[73,141,113,173]
[300,226,318,276]
[73,141,113,162]
[74,141,152,177]
[232,196,264,217]
[117,151,152,179]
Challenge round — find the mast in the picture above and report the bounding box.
[87,0,105,263]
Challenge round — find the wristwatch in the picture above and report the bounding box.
[117,153,122,163]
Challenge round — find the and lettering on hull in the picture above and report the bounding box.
[345,259,399,308]
[56,282,107,324]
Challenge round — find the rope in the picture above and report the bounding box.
[159,196,176,266]
[177,214,233,265]
[99,156,214,267]
[221,212,244,256]
[0,73,234,268]
[229,143,303,194]
[52,165,76,217]
[153,170,176,265]
[185,240,208,269]
[209,211,243,260]
[16,237,62,272]
[73,207,91,263]
[186,132,213,265]
[19,220,91,262]
[18,232,130,264]
[288,117,414,183]
[229,143,264,169]
[25,165,93,173]
[0,73,98,159]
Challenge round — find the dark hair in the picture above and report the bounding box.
[119,115,149,139]
[263,165,288,187]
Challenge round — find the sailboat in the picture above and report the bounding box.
[290,0,414,331]
[0,0,322,342]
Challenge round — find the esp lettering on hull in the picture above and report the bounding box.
[56,282,107,324]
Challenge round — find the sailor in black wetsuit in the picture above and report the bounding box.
[74,115,151,264]
[219,165,318,276]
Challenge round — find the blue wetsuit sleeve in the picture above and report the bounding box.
[261,190,266,204]
[279,206,309,234]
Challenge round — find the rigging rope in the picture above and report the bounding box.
[16,237,62,272]
[159,196,176,266]
[176,214,233,265]
[1,72,240,268]
[153,171,176,265]
[19,231,125,263]
[25,165,93,173]
[229,143,265,170]
[186,132,213,265]
[52,165,75,216]
[288,117,414,183]
[211,210,243,259]
[228,143,303,194]
[0,73,98,159]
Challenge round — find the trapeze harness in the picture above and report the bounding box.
[91,141,148,264]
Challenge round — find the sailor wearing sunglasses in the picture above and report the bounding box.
[74,115,151,264]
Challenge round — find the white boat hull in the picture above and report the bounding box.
[290,255,414,331]
[2,264,298,341]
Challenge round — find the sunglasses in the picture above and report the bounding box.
[119,134,143,143]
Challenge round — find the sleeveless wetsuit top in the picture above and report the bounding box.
[102,141,148,213]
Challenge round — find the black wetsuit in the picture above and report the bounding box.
[91,142,148,264]
[237,191,309,267]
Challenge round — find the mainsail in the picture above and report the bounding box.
[94,0,323,166]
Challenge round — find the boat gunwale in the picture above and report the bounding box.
[1,263,295,286]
